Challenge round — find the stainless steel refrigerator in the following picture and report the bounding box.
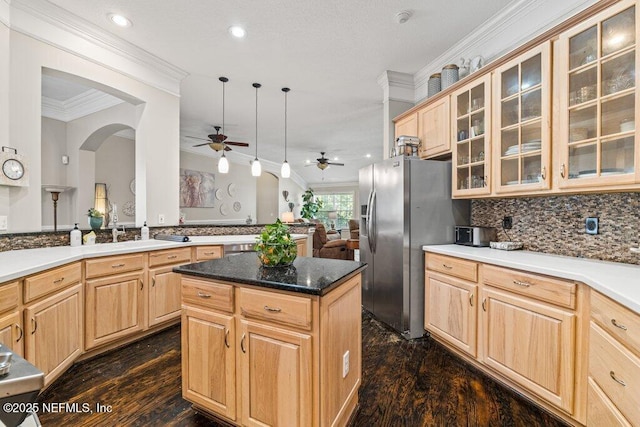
[359,157,470,339]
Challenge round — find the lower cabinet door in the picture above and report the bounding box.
[182,306,236,422]
[148,265,184,327]
[85,271,144,350]
[0,311,23,356]
[239,319,312,427]
[24,283,82,386]
[480,288,576,413]
[425,271,477,357]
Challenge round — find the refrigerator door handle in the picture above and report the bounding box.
[365,189,373,240]
[370,190,377,254]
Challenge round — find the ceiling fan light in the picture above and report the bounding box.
[218,153,229,174]
[251,159,262,177]
[318,163,328,170]
[281,160,290,178]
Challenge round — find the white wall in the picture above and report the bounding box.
[6,30,180,232]
[95,135,135,226]
[256,173,278,224]
[0,18,10,221]
[179,150,257,224]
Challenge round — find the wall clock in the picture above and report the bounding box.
[0,147,29,187]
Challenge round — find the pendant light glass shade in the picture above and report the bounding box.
[252,82,262,177]
[251,159,262,176]
[281,87,291,179]
[281,160,290,178]
[218,152,229,174]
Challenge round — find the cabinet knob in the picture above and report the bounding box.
[611,319,628,331]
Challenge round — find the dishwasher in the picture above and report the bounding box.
[223,243,256,256]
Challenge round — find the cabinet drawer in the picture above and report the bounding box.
[24,263,81,303]
[238,287,312,330]
[482,264,576,309]
[592,291,640,357]
[0,281,19,313]
[587,377,632,427]
[195,245,223,261]
[149,247,191,267]
[589,322,640,424]
[85,254,144,279]
[426,253,477,282]
[181,277,233,313]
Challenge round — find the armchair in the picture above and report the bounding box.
[312,223,348,260]
[348,219,359,240]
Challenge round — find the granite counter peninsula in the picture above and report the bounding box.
[174,253,367,427]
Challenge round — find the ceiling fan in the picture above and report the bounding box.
[186,125,249,152]
[306,152,345,170]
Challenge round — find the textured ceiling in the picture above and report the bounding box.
[46,0,513,184]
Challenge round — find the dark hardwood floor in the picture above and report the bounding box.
[37,312,568,426]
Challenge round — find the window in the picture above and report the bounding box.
[315,192,354,230]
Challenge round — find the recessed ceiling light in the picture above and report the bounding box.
[228,26,246,38]
[366,154,371,158]
[306,159,311,164]
[334,157,339,161]
[108,13,132,27]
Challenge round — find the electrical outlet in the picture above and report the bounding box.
[158,214,165,225]
[586,217,599,235]
[342,350,350,378]
[0,215,7,230]
[502,216,513,229]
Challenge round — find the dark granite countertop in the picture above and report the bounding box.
[174,253,367,296]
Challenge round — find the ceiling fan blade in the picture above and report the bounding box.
[186,135,211,142]
[224,146,232,151]
[192,143,211,147]
[327,162,345,166]
[304,164,316,167]
[224,141,250,147]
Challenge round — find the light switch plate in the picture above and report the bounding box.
[158,214,165,225]
[0,215,6,230]
[585,217,598,235]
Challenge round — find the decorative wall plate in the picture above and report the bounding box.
[220,203,229,216]
[122,200,135,217]
[233,201,241,212]
[227,183,236,197]
[215,188,223,200]
[129,179,136,195]
[0,148,29,187]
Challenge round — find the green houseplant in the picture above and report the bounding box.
[254,219,297,267]
[87,208,104,230]
[301,188,323,219]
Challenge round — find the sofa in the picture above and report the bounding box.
[312,223,349,260]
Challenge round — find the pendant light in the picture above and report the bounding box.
[251,82,262,177]
[218,76,230,174]
[281,87,291,178]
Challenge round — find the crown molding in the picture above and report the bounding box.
[9,0,188,96]
[0,0,9,28]
[180,146,308,190]
[378,70,415,103]
[413,0,596,101]
[41,89,124,122]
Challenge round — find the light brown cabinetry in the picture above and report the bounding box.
[148,248,192,327]
[85,253,146,350]
[296,237,308,257]
[194,245,224,261]
[417,96,451,158]
[557,0,639,190]
[493,41,552,193]
[24,283,82,387]
[181,273,362,427]
[451,74,492,197]
[588,290,640,425]
[394,112,418,139]
[0,281,22,355]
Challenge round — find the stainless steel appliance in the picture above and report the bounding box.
[359,158,469,339]
[0,344,44,427]
[455,226,496,247]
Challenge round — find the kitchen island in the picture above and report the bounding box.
[175,253,366,427]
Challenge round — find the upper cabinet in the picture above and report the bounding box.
[557,1,639,189]
[451,74,492,197]
[418,97,451,158]
[394,113,418,139]
[493,42,552,194]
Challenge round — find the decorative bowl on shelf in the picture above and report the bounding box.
[255,219,297,267]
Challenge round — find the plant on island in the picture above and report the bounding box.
[255,219,297,267]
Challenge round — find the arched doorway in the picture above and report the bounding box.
[256,172,279,224]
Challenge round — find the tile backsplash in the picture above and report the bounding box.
[471,192,640,265]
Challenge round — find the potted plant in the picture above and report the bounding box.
[87,208,104,230]
[301,188,323,219]
[254,219,297,267]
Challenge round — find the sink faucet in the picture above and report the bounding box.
[112,224,126,242]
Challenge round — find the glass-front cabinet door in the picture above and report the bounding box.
[558,0,639,189]
[451,74,492,197]
[493,42,551,194]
